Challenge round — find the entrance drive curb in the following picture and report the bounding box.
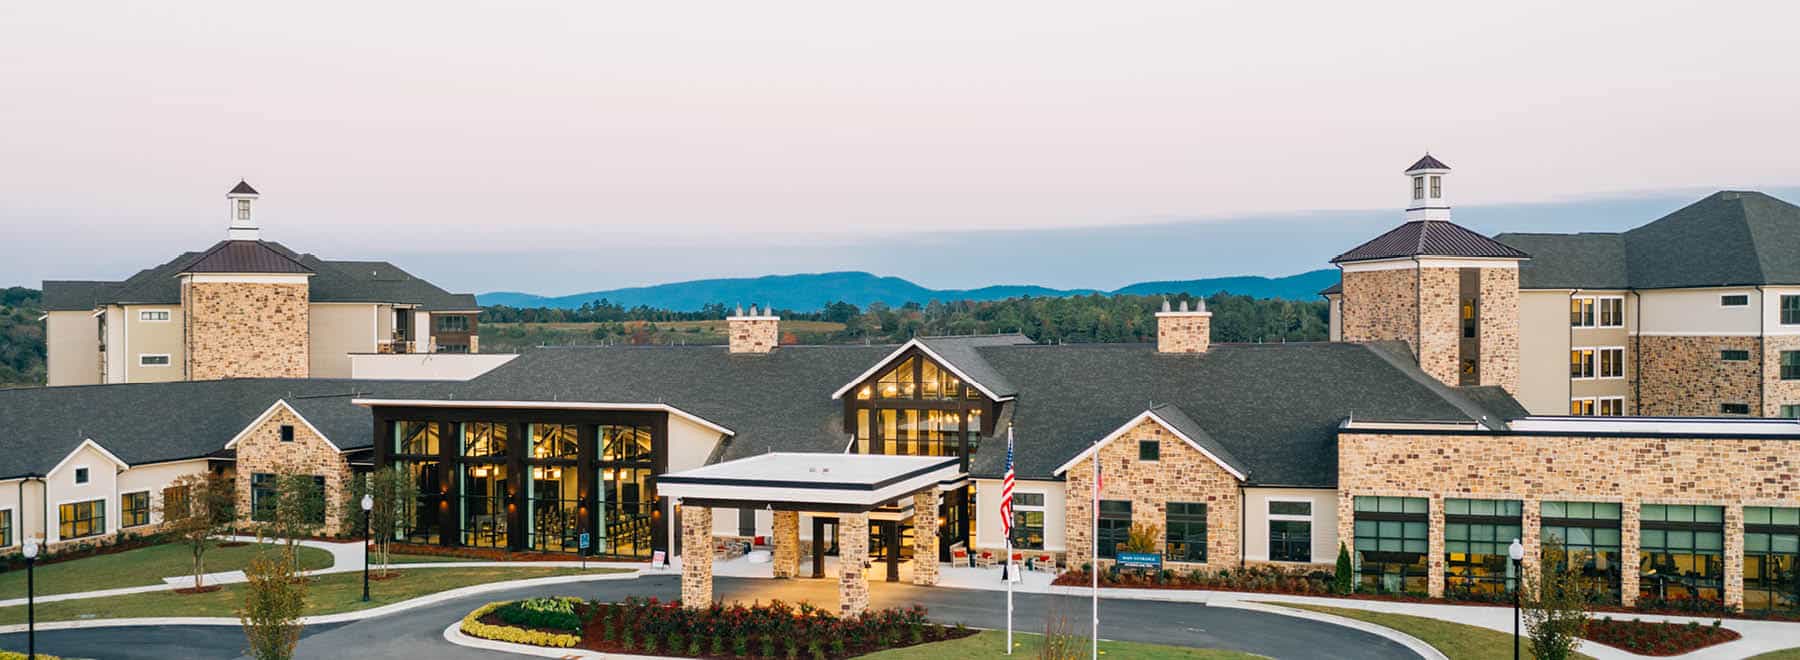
[0,569,641,634]
[1219,601,1447,660]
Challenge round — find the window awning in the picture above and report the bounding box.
[658,453,963,512]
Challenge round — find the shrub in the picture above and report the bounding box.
[496,596,582,631]
[1333,542,1354,595]
[1525,538,1594,660]
[461,601,581,648]
[239,550,308,660]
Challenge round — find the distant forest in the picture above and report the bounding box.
[0,287,45,387]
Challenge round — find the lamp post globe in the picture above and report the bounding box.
[361,493,375,602]
[1508,538,1525,660]
[23,539,37,660]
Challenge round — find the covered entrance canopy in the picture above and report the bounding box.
[659,453,963,616]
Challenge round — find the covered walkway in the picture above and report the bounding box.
[658,452,963,616]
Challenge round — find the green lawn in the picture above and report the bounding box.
[855,631,1264,659]
[1268,603,1594,660]
[0,542,333,598]
[0,565,618,625]
[384,552,471,564]
[1747,651,1800,660]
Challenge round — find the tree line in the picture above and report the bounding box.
[0,287,45,387]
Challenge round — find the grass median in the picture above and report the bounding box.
[0,542,333,597]
[0,565,619,625]
[1265,602,1594,660]
[856,630,1262,659]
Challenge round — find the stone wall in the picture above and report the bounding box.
[838,513,871,617]
[680,505,714,607]
[727,316,779,354]
[1341,268,1418,354]
[1155,312,1211,354]
[1479,267,1521,394]
[1063,417,1242,572]
[1416,267,1461,387]
[1633,335,1763,416]
[233,404,353,535]
[185,281,309,380]
[911,490,940,585]
[1339,430,1800,608]
[772,510,799,578]
[1766,335,1800,417]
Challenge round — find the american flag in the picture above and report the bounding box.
[999,426,1016,538]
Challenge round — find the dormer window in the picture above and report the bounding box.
[237,199,251,220]
[1412,176,1424,200]
[1429,175,1442,199]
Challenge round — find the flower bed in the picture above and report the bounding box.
[1054,565,1341,596]
[581,598,971,658]
[461,598,583,648]
[1582,616,1740,656]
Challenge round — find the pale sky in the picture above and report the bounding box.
[3,1,1798,293]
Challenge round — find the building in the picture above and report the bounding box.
[40,181,481,386]
[1324,157,1800,419]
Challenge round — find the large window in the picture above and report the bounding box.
[395,420,439,456]
[598,424,655,558]
[1782,351,1800,381]
[436,315,469,332]
[1746,507,1800,613]
[394,460,443,544]
[1570,298,1595,327]
[1268,500,1313,563]
[530,423,579,460]
[1096,500,1131,559]
[1010,493,1045,550]
[1444,499,1522,599]
[460,463,508,548]
[122,491,150,528]
[1598,297,1624,328]
[526,424,579,553]
[1782,405,1800,419]
[1541,500,1624,602]
[251,472,277,522]
[1639,504,1724,605]
[1598,347,1625,379]
[59,499,106,539]
[1166,502,1207,563]
[1354,496,1428,593]
[462,422,508,457]
[1783,295,1800,325]
[850,354,987,460]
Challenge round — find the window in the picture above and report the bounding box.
[162,485,190,521]
[1598,347,1624,379]
[250,473,277,522]
[462,421,509,457]
[1722,349,1752,362]
[279,424,295,443]
[600,424,652,462]
[436,315,470,332]
[1722,402,1752,415]
[1782,351,1800,381]
[1783,405,1800,419]
[237,198,251,220]
[122,491,150,527]
[1598,297,1624,328]
[394,421,439,455]
[1541,500,1623,601]
[1571,398,1595,416]
[139,354,171,367]
[1097,500,1131,559]
[1412,176,1424,200]
[1445,499,1523,598]
[1010,493,1045,550]
[1722,294,1750,307]
[437,343,470,354]
[1429,175,1441,199]
[1639,504,1725,604]
[531,424,579,460]
[1268,499,1313,563]
[1570,298,1596,327]
[74,467,89,484]
[1599,397,1625,417]
[59,499,106,539]
[1165,502,1207,563]
[462,464,508,548]
[1784,295,1800,325]
[1354,496,1429,593]
[1744,507,1800,612]
[138,310,170,322]
[1570,348,1595,379]
[1138,440,1159,462]
[0,510,11,547]
[1461,300,1477,339]
[1269,501,1312,516]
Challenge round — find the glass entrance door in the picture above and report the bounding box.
[811,517,839,578]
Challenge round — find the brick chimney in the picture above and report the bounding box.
[1155,299,1211,354]
[727,303,780,354]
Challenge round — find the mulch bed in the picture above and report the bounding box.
[570,602,975,659]
[1582,617,1741,656]
[218,541,250,548]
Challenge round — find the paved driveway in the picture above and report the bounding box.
[0,575,1418,660]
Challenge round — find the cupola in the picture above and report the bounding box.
[226,180,261,240]
[1404,154,1451,222]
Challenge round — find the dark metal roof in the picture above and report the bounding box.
[1406,154,1450,171]
[181,240,315,274]
[1331,220,1531,263]
[229,180,259,195]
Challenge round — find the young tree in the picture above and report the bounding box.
[269,474,327,571]
[159,471,237,591]
[240,550,308,660]
[1524,537,1595,660]
[1333,542,1355,595]
[344,467,417,577]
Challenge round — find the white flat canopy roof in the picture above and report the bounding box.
[1509,416,1800,436]
[658,453,963,510]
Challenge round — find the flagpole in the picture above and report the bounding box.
[1091,443,1099,660]
[1005,425,1015,655]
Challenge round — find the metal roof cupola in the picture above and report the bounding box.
[226,179,261,241]
[1404,154,1451,222]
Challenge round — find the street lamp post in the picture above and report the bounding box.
[1509,537,1525,660]
[22,539,37,660]
[361,493,375,603]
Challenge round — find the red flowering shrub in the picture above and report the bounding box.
[1582,617,1739,656]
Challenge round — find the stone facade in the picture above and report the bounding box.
[1415,267,1461,387]
[1633,335,1763,417]
[1338,430,1800,608]
[1340,268,1418,353]
[727,316,780,354]
[184,280,310,380]
[772,510,799,578]
[1063,417,1242,571]
[1154,310,1211,354]
[233,404,354,535]
[681,505,714,607]
[1765,335,1800,418]
[837,512,871,617]
[1478,267,1521,394]
[911,490,940,585]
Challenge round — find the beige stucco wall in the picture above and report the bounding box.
[45,310,102,386]
[1326,294,1342,342]
[0,479,45,550]
[1638,288,1762,336]
[116,458,211,528]
[45,443,121,546]
[667,414,727,474]
[1241,487,1339,566]
[308,303,380,378]
[974,478,1066,552]
[123,304,184,383]
[102,306,127,383]
[1517,290,1573,414]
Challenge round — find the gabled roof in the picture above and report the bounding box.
[1406,154,1450,172]
[1331,220,1531,264]
[180,240,314,274]
[40,280,119,311]
[828,335,1031,401]
[1051,404,1249,481]
[229,180,260,195]
[1493,232,1628,289]
[42,242,475,310]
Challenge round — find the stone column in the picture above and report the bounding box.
[1427,494,1446,598]
[1336,492,1356,573]
[772,510,800,578]
[1726,505,1745,612]
[838,512,871,618]
[1619,502,1640,608]
[912,490,941,586]
[680,505,713,609]
[1520,497,1542,597]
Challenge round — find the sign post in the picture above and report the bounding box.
[579,532,591,569]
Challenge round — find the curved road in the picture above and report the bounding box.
[0,575,1418,660]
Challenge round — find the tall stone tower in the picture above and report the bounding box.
[180,181,314,380]
[1332,155,1528,394]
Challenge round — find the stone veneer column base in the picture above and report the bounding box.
[838,513,871,617]
[1426,495,1446,598]
[911,491,940,586]
[1726,505,1745,611]
[773,510,799,578]
[681,505,714,608]
[1619,502,1640,608]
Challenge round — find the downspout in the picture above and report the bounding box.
[1632,290,1643,415]
[1570,289,1581,412]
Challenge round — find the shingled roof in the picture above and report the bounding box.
[41,242,476,310]
[1331,220,1531,264]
